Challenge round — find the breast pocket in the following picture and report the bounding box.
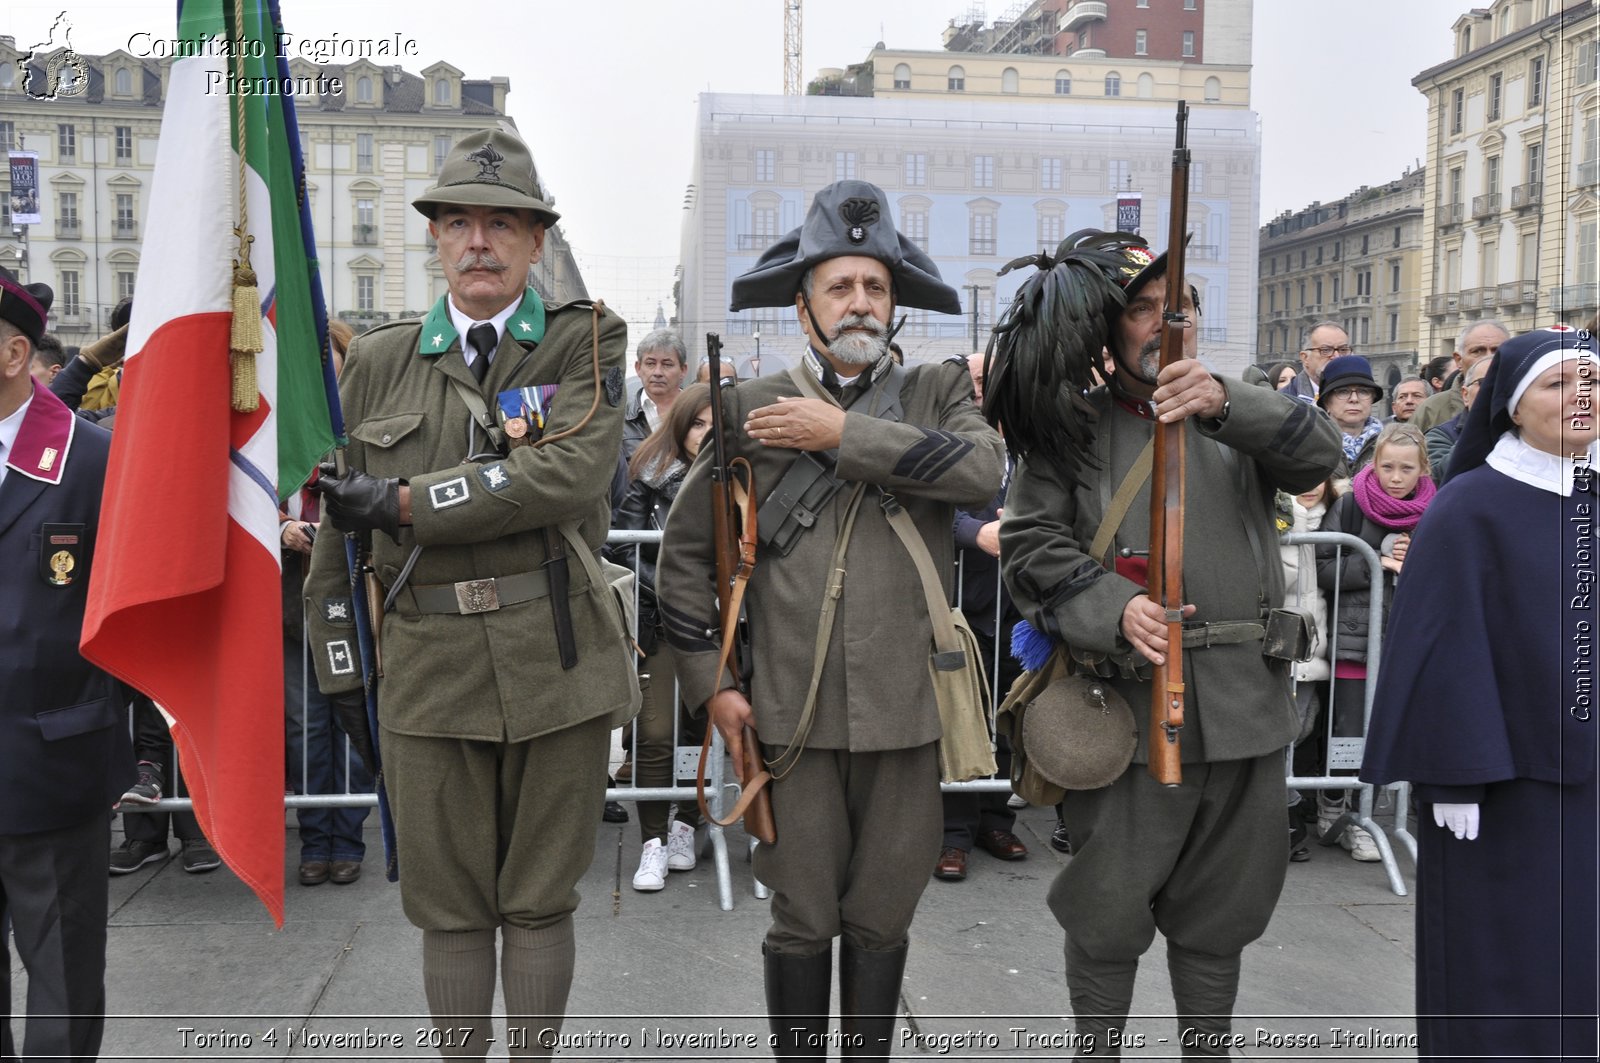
[350,411,427,479]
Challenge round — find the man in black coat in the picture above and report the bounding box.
[0,266,133,1060]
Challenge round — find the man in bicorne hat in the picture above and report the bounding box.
[988,231,1339,1054]
[0,265,133,1060]
[656,180,1003,1058]
[302,128,633,1059]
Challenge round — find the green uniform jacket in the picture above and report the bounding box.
[656,359,1004,751]
[1001,377,1341,763]
[304,290,635,743]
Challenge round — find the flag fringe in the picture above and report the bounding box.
[230,265,262,412]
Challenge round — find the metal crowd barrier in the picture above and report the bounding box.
[1280,530,1412,897]
[129,526,1413,907]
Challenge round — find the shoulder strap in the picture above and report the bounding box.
[1089,437,1155,569]
[446,374,506,452]
[880,496,963,659]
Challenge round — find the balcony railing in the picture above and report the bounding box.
[1190,243,1221,262]
[1497,280,1538,305]
[1061,0,1108,32]
[1341,294,1372,308]
[1510,182,1542,210]
[1471,193,1501,220]
[1551,285,1599,313]
[353,224,377,246]
[339,310,392,328]
[1437,202,1464,227]
[1426,293,1461,316]
[114,222,137,239]
[56,222,80,239]
[736,233,779,251]
[1460,286,1496,309]
[969,239,996,256]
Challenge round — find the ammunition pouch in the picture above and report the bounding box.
[757,450,846,557]
[1262,606,1316,663]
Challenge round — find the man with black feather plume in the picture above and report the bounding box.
[989,230,1341,1055]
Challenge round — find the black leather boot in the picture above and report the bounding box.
[764,942,832,1059]
[838,940,908,1059]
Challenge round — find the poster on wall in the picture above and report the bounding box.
[8,152,41,224]
[1116,191,1142,236]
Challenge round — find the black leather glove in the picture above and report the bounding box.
[311,462,401,543]
[328,690,380,780]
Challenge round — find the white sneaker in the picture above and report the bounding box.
[632,839,668,891]
[1006,793,1028,809]
[1344,825,1382,862]
[666,819,697,872]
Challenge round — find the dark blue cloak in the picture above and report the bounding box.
[1362,463,1598,1061]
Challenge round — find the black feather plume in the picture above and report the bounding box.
[981,229,1149,490]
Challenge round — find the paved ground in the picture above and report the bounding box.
[9,798,1421,1061]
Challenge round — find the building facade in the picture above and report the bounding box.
[1257,169,1427,389]
[0,40,586,345]
[1412,0,1597,358]
[940,0,1252,69]
[681,38,1260,375]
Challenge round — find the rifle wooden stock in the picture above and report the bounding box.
[1148,100,1191,787]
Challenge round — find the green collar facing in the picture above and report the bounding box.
[418,288,546,356]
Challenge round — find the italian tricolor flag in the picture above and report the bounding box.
[83,0,336,925]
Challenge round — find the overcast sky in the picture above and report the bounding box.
[13,0,1476,326]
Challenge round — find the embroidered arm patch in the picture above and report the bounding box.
[892,428,974,483]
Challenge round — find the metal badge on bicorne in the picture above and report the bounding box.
[838,198,880,245]
[496,385,560,449]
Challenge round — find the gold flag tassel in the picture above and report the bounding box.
[230,263,262,412]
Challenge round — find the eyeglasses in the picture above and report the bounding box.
[1304,345,1353,358]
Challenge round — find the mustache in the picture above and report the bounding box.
[453,253,509,273]
[829,314,887,341]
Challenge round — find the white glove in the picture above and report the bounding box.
[1433,803,1480,841]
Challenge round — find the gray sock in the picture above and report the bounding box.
[501,920,576,1059]
[421,929,496,1060]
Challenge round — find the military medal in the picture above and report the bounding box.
[495,385,560,450]
[504,416,528,439]
[40,523,84,586]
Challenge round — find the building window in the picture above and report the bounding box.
[0,64,12,91]
[1449,166,1464,205]
[1183,31,1196,58]
[115,125,133,163]
[1458,26,1471,56]
[1055,70,1071,95]
[1297,281,1306,306]
[117,269,136,302]
[1391,262,1402,292]
[1488,73,1502,121]
[1487,155,1501,196]
[58,124,76,161]
[59,271,80,315]
[1393,225,1402,247]
[1450,88,1463,134]
[1138,73,1155,98]
[1137,0,1148,6]
[114,67,132,95]
[755,148,776,182]
[58,191,78,234]
[1185,0,1196,7]
[905,152,926,186]
[1300,250,1307,269]
[973,155,994,188]
[834,151,857,181]
[1358,268,1372,296]
[1527,142,1543,183]
[970,212,995,256]
[1038,211,1063,250]
[751,206,778,243]
[1135,30,1148,56]
[1388,313,1399,343]
[434,78,449,104]
[948,66,965,92]
[1314,278,1323,305]
[893,63,911,89]
[1268,288,1276,312]
[903,209,928,251]
[1002,67,1019,94]
[1529,56,1545,106]
[0,121,12,151]
[357,133,373,173]
[115,193,136,237]
[356,274,376,313]
[354,198,376,244]
[434,136,451,173]
[357,76,372,103]
[1204,76,1221,102]
[1360,234,1368,255]
[1041,156,1062,191]
[1107,158,1130,191]
[1105,73,1121,97]
[1578,221,1597,289]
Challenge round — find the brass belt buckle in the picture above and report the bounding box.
[455,578,500,614]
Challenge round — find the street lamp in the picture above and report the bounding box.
[6,223,28,282]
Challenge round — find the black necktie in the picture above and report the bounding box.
[467,322,497,385]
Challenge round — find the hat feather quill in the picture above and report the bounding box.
[981,229,1151,490]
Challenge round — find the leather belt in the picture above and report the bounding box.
[1180,619,1266,648]
[411,570,551,615]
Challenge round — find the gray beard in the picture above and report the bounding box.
[828,330,885,366]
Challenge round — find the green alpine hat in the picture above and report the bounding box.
[412,128,560,228]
